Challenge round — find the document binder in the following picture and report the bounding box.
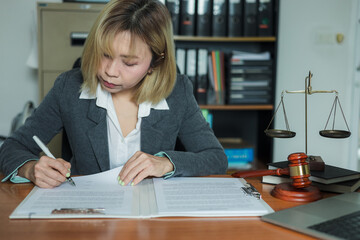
[208,50,225,104]
[166,0,181,35]
[176,48,186,74]
[228,52,272,104]
[257,0,273,36]
[180,0,196,36]
[228,0,243,37]
[212,0,227,36]
[186,48,197,95]
[9,167,274,219]
[196,0,213,36]
[197,49,209,104]
[243,0,257,36]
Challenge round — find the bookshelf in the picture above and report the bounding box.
[173,0,279,168]
[175,34,278,167]
[199,105,273,110]
[174,36,276,42]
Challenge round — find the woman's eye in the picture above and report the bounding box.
[124,62,136,67]
[103,53,111,59]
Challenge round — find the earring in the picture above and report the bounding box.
[148,68,153,75]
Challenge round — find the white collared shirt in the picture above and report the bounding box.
[80,84,169,169]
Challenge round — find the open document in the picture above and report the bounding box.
[10,167,273,219]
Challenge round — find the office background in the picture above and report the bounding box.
[0,0,359,171]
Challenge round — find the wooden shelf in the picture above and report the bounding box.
[174,36,276,42]
[199,105,274,110]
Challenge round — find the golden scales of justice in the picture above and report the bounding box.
[265,71,351,142]
[233,71,351,202]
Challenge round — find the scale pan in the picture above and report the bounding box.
[265,129,296,138]
[319,130,351,138]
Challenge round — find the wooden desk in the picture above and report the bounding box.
[0,175,336,240]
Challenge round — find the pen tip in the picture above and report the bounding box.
[67,178,76,186]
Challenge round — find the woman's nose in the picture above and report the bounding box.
[105,60,120,78]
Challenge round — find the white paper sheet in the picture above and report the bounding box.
[153,177,271,216]
[11,166,134,218]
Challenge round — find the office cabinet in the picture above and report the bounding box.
[37,3,103,157]
[38,2,103,100]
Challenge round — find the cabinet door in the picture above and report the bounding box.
[40,10,99,71]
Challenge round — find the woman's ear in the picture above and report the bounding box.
[147,68,153,75]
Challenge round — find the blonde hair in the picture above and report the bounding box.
[81,0,176,104]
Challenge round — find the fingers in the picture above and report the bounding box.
[130,167,152,186]
[118,151,173,186]
[118,152,148,186]
[32,156,71,188]
[121,157,153,186]
[118,151,142,178]
[34,178,60,189]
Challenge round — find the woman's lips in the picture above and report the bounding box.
[101,78,117,89]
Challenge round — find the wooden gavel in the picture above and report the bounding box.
[232,152,312,188]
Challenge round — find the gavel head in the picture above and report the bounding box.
[288,152,311,188]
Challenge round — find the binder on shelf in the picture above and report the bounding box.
[180,0,196,36]
[230,63,272,74]
[220,51,226,92]
[201,109,213,128]
[231,59,273,66]
[230,76,271,89]
[228,0,243,37]
[207,54,216,104]
[228,93,271,104]
[243,0,257,36]
[257,0,273,36]
[231,50,271,61]
[228,51,272,104]
[228,77,272,104]
[196,0,213,36]
[197,49,209,105]
[218,138,255,170]
[207,50,225,105]
[212,0,227,37]
[176,48,186,74]
[166,0,181,35]
[186,48,197,96]
[215,51,222,91]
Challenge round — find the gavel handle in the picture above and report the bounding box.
[231,168,290,178]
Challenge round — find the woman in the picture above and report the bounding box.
[0,0,227,188]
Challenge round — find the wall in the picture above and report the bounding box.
[274,0,359,170]
[0,0,60,137]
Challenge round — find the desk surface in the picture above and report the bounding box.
[0,175,337,240]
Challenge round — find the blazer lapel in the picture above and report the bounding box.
[141,109,168,154]
[86,100,110,172]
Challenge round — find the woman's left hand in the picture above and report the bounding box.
[118,151,173,186]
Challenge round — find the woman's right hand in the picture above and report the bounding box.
[18,156,71,188]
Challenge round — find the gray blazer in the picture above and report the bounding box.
[0,68,227,178]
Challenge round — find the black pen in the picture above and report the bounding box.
[32,135,76,186]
